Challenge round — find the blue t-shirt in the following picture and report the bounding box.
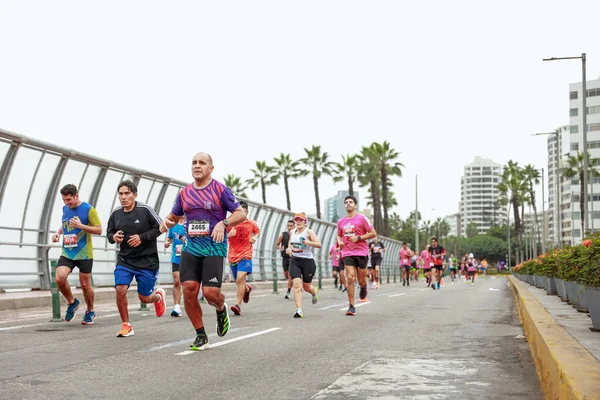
[61,202,101,260]
[167,224,186,264]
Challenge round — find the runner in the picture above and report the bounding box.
[276,220,295,299]
[328,242,342,291]
[164,216,186,317]
[480,258,488,277]
[337,195,377,316]
[286,212,321,318]
[107,180,166,337]
[410,253,419,282]
[368,238,385,289]
[399,242,414,286]
[428,237,446,290]
[51,184,102,324]
[447,253,457,282]
[159,152,246,351]
[420,245,432,288]
[467,253,477,284]
[227,201,260,316]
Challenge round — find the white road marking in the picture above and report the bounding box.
[388,293,406,298]
[419,288,428,291]
[320,302,348,310]
[144,327,245,352]
[176,327,282,355]
[339,302,371,311]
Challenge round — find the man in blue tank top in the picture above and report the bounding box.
[51,184,102,324]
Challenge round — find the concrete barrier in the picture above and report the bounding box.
[508,276,600,400]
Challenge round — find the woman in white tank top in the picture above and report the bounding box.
[286,212,322,318]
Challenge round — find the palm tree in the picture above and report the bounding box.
[357,145,383,233]
[273,153,306,211]
[224,174,249,198]
[522,164,542,254]
[300,145,335,219]
[439,219,451,241]
[497,160,528,263]
[246,161,279,204]
[370,141,404,236]
[563,151,600,236]
[332,154,359,196]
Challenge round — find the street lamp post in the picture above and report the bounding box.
[533,129,566,247]
[544,53,589,234]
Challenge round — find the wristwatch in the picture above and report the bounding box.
[357,235,362,241]
[223,219,229,227]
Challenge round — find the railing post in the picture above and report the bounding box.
[272,251,279,294]
[387,264,390,284]
[393,265,397,283]
[318,262,322,290]
[138,300,148,311]
[50,260,62,322]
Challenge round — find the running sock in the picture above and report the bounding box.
[196,327,206,335]
[334,277,338,287]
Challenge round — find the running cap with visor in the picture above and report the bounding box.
[293,212,307,222]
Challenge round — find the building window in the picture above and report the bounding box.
[588,123,600,132]
[570,125,579,134]
[570,91,578,100]
[570,108,579,117]
[588,106,600,115]
[588,88,600,97]
[571,143,579,151]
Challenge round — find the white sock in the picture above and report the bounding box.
[174,304,181,312]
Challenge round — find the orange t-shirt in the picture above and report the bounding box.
[227,219,260,263]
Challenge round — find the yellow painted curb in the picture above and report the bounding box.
[509,276,600,400]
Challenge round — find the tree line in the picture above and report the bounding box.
[223,141,403,237]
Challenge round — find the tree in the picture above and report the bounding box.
[273,153,306,211]
[224,174,249,198]
[300,145,335,219]
[563,151,600,236]
[332,154,359,197]
[497,160,528,263]
[246,161,279,204]
[466,221,479,238]
[460,235,507,264]
[370,141,404,236]
[357,145,383,233]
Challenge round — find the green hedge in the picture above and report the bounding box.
[513,233,600,287]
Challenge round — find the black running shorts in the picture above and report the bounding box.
[282,257,291,272]
[172,263,180,273]
[342,256,368,270]
[57,256,93,274]
[179,252,223,287]
[289,257,316,283]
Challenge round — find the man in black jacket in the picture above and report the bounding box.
[107,180,166,337]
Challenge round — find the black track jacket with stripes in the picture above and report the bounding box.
[107,202,163,270]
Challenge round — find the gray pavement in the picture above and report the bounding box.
[0,277,542,400]
[523,283,600,362]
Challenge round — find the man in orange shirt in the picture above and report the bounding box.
[227,201,260,315]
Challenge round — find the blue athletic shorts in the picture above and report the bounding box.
[114,265,158,296]
[230,259,253,280]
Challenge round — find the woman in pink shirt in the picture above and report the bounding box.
[420,245,432,287]
[329,243,345,291]
[399,242,414,287]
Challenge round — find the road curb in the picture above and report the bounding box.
[508,276,600,400]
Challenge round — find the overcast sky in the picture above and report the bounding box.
[1,1,599,223]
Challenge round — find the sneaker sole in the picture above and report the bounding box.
[155,288,166,317]
[231,306,241,315]
[81,316,96,325]
[116,329,134,337]
[190,342,208,351]
[216,302,230,337]
[345,311,355,316]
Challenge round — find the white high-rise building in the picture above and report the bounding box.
[565,76,600,244]
[460,157,502,236]
[443,213,460,237]
[546,76,600,246]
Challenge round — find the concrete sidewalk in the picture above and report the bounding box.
[0,279,335,311]
[509,276,600,400]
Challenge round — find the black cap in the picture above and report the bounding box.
[240,201,249,209]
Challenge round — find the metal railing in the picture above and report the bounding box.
[0,128,403,290]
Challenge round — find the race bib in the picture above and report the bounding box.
[63,234,77,248]
[343,224,355,237]
[291,242,303,253]
[188,220,209,237]
[175,244,183,255]
[430,262,434,267]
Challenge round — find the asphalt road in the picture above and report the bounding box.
[0,276,542,400]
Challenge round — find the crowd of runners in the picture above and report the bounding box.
[51,152,490,350]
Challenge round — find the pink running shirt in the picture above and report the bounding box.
[337,213,373,257]
[400,248,411,266]
[420,250,431,268]
[329,244,341,267]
